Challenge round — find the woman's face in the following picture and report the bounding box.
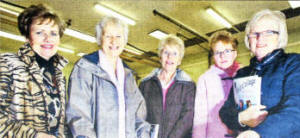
[160,45,181,73]
[213,41,237,70]
[29,19,60,60]
[249,17,280,61]
[101,23,126,59]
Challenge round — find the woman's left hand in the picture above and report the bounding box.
[237,130,260,138]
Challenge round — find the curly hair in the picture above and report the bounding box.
[18,4,65,38]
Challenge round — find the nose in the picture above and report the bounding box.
[43,33,50,42]
[109,36,117,44]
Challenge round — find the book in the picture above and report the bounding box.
[233,75,262,110]
[150,124,159,138]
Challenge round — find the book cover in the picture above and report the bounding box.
[233,75,262,110]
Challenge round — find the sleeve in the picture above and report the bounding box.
[169,82,196,138]
[135,81,151,138]
[253,56,300,138]
[66,62,97,138]
[0,55,38,138]
[219,88,245,131]
[192,76,208,138]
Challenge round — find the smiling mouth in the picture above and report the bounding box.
[109,46,120,50]
[41,44,54,49]
[257,44,267,48]
[221,61,228,64]
[166,61,174,65]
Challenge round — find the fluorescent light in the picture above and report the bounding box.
[288,1,300,9]
[94,4,136,25]
[64,29,96,43]
[0,30,25,42]
[77,52,87,57]
[0,7,19,16]
[124,46,143,55]
[206,8,232,28]
[149,30,168,40]
[57,47,74,54]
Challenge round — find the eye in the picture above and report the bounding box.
[51,31,58,36]
[214,51,221,55]
[163,51,168,55]
[35,31,43,35]
[225,49,230,53]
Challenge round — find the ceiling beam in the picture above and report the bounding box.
[153,9,210,52]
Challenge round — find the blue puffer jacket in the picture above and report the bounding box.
[220,49,300,138]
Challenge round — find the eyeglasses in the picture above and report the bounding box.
[213,49,235,56]
[248,30,279,39]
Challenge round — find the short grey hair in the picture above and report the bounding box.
[95,16,129,46]
[244,9,288,49]
[158,34,185,60]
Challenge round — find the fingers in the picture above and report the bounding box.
[257,105,267,110]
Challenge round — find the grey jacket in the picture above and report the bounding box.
[66,51,150,138]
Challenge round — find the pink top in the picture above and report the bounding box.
[193,62,240,138]
[161,80,175,110]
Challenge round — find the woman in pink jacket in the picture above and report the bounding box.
[193,31,240,138]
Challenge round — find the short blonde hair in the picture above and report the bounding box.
[244,9,287,49]
[158,34,185,60]
[209,31,238,52]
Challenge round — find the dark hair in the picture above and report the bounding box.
[209,30,238,53]
[18,4,65,38]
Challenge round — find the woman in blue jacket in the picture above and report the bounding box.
[219,9,300,138]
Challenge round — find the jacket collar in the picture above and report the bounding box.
[83,50,130,69]
[142,68,192,82]
[81,50,133,80]
[250,48,284,71]
[17,43,68,71]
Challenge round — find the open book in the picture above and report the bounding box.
[233,75,262,110]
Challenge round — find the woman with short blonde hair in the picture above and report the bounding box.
[140,34,196,138]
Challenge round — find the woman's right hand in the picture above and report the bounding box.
[239,105,268,127]
[35,132,56,138]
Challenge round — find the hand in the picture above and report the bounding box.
[35,132,56,138]
[239,105,268,127]
[237,130,260,138]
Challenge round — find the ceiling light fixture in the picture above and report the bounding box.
[77,52,87,57]
[0,31,75,54]
[94,4,136,25]
[57,47,75,54]
[288,1,300,9]
[149,30,168,40]
[64,29,96,43]
[124,45,143,55]
[206,7,232,28]
[0,30,25,42]
[0,6,19,16]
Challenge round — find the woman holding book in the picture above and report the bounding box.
[220,9,300,138]
[139,34,196,138]
[192,31,240,138]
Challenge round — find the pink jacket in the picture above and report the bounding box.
[193,63,239,138]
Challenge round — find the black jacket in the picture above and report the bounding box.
[139,68,196,138]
